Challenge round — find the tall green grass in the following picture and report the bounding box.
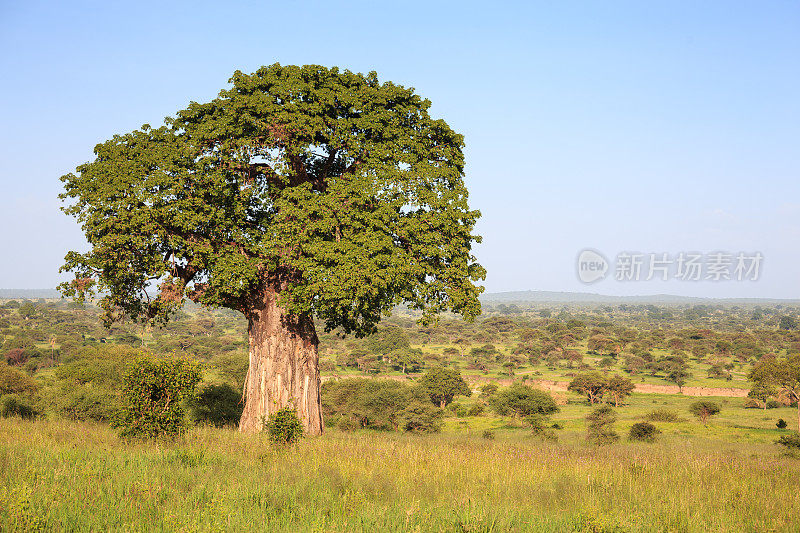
[1,416,799,532]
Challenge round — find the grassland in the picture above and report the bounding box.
[2,393,799,532]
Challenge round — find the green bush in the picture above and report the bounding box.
[420,366,471,408]
[586,405,619,445]
[0,394,37,419]
[776,434,800,449]
[322,378,432,431]
[0,363,37,396]
[482,429,495,440]
[526,414,557,441]
[399,402,443,433]
[689,401,721,425]
[777,418,788,429]
[264,407,304,445]
[628,422,661,442]
[114,356,202,440]
[41,345,137,422]
[645,408,682,422]
[188,383,243,427]
[467,404,484,417]
[490,384,559,418]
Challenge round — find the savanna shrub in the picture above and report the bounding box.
[777,418,788,429]
[43,345,137,422]
[689,400,721,424]
[0,394,37,419]
[490,384,559,418]
[399,402,443,433]
[628,421,661,442]
[467,404,484,417]
[188,383,243,427]
[776,434,800,449]
[645,408,682,422]
[526,414,557,441]
[322,378,434,431]
[0,363,37,396]
[114,356,202,440]
[264,407,304,444]
[586,405,619,445]
[482,429,495,440]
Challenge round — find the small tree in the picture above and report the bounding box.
[606,374,635,407]
[420,366,471,408]
[586,405,618,445]
[490,384,559,419]
[399,402,444,433]
[114,356,202,439]
[667,368,691,393]
[628,421,660,442]
[568,371,608,405]
[749,355,800,434]
[689,400,720,425]
[748,382,777,410]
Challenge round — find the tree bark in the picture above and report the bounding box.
[239,288,324,435]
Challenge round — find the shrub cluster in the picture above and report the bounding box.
[628,422,661,442]
[264,407,304,445]
[113,356,202,440]
[322,378,443,433]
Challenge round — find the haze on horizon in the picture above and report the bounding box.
[1,1,798,299]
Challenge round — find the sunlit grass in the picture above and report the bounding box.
[1,411,799,532]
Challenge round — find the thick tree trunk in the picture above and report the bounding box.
[239,289,324,435]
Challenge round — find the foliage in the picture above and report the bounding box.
[526,414,558,441]
[0,363,37,396]
[264,407,304,445]
[41,345,134,422]
[689,401,721,425]
[777,418,788,429]
[0,394,37,419]
[479,382,498,397]
[188,383,243,427]
[58,64,485,335]
[628,422,661,442]
[749,355,800,433]
[606,374,635,407]
[567,371,607,404]
[776,434,800,449]
[490,384,559,418]
[398,402,443,433]
[114,356,202,439]
[645,408,682,422]
[747,382,777,409]
[586,405,619,445]
[420,366,471,408]
[322,378,435,431]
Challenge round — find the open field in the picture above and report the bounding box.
[1,299,799,531]
[2,392,800,532]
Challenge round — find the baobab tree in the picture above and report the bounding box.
[59,64,485,435]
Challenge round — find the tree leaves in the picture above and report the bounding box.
[60,64,485,333]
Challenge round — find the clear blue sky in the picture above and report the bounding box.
[1,1,798,298]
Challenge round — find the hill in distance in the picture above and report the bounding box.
[2,288,797,306]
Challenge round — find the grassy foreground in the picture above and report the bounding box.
[1,417,799,532]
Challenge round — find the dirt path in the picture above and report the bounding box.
[485,378,749,398]
[322,374,750,398]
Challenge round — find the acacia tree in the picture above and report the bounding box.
[59,64,485,435]
[749,355,800,434]
[568,371,608,404]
